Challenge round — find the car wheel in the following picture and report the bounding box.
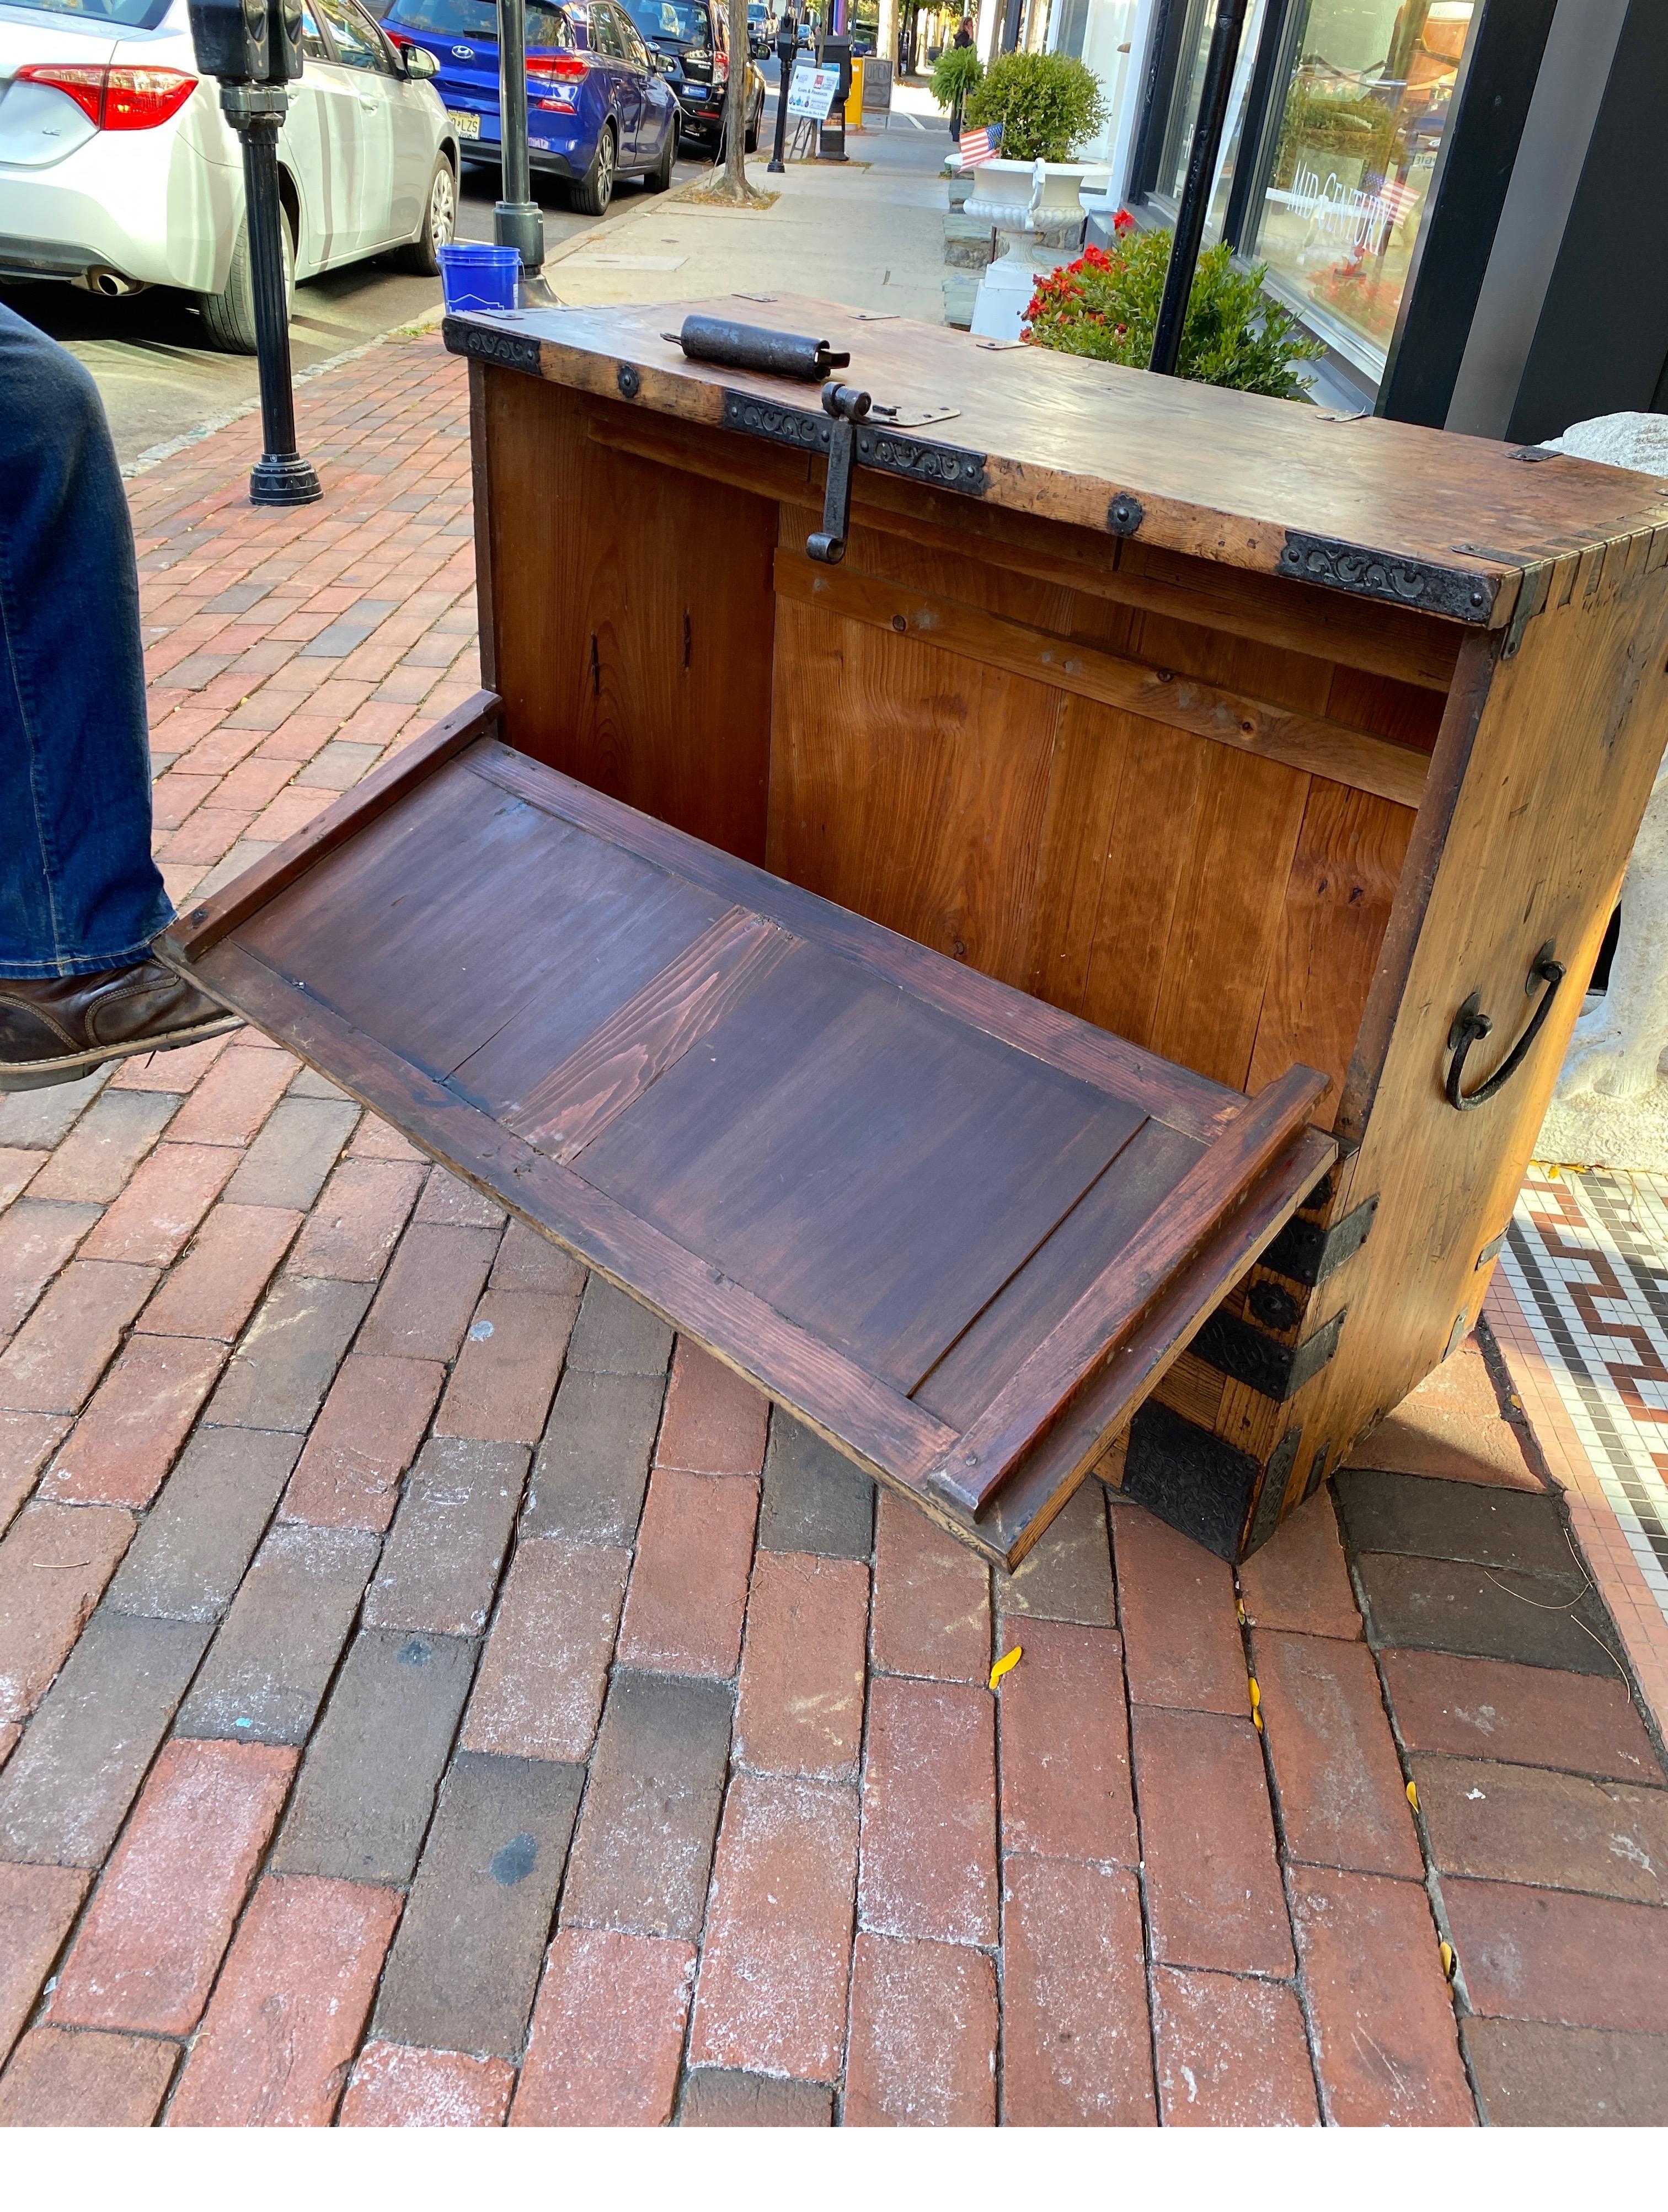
[198,207,295,355]
[571,120,616,216]
[646,118,676,193]
[745,92,762,153]
[400,155,457,276]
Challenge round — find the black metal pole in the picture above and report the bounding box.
[767,10,794,173]
[495,0,544,277]
[221,83,319,506]
[1148,0,1248,378]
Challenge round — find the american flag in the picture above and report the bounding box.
[960,121,1003,168]
[1376,177,1420,229]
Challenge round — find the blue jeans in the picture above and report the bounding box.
[0,302,171,978]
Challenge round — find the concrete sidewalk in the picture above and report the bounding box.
[549,78,953,323]
[1,193,1666,2128]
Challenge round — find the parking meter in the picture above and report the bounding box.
[816,29,848,162]
[188,0,320,505]
[185,0,303,83]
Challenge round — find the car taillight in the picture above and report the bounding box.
[16,63,196,130]
[527,52,587,84]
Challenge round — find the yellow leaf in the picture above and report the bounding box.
[1440,1941,1456,1981]
[1407,1780,1419,1811]
[989,1645,1023,1690]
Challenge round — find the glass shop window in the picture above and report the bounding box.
[1244,0,1477,374]
[1152,0,1269,245]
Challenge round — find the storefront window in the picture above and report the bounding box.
[1245,0,1477,373]
[1151,0,1269,244]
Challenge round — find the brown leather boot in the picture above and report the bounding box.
[0,957,242,1092]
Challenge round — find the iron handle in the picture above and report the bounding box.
[1445,942,1565,1112]
[806,382,870,565]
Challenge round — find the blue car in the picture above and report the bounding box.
[381,0,678,212]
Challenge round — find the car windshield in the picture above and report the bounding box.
[7,0,172,24]
[622,0,707,44]
[383,0,573,43]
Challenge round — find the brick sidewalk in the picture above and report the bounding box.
[1,332,1665,2128]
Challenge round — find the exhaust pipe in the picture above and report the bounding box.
[80,267,146,298]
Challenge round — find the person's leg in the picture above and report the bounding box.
[0,301,172,975]
[0,303,239,1089]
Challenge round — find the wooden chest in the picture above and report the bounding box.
[163,296,1668,1567]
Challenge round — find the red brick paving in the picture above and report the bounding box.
[689,1771,859,2082]
[0,2026,177,2125]
[47,1738,295,2036]
[844,1932,997,2126]
[1132,1705,1295,1978]
[616,1467,760,1679]
[1152,1967,1319,2126]
[858,1674,997,1948]
[0,329,1649,2127]
[1289,1867,1476,2124]
[735,1548,868,1782]
[167,1874,402,2125]
[341,2040,516,2128]
[1113,1506,1248,1713]
[870,1488,991,1684]
[512,1927,694,2126]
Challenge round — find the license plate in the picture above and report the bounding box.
[448,109,481,139]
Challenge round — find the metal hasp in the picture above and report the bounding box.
[186,0,320,507]
[1148,0,1250,380]
[1446,943,1565,1112]
[671,314,852,381]
[808,383,872,564]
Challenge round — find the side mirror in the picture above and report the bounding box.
[401,41,439,78]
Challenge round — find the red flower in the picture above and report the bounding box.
[1112,208,1135,234]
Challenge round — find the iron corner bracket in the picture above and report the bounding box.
[1191,1303,1348,1403]
[1260,1192,1379,1287]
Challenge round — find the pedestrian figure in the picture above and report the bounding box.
[0,305,241,1091]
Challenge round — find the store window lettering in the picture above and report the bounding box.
[1250,0,1476,364]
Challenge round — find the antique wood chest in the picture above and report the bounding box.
[163,295,1668,1567]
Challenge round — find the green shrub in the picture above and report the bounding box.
[963,50,1105,162]
[1023,220,1326,400]
[930,44,983,116]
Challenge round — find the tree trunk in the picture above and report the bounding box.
[726,0,749,196]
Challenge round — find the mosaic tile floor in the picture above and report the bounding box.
[1490,1164,1668,1730]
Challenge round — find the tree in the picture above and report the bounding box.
[725,0,749,199]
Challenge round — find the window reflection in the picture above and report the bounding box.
[1246,0,1475,370]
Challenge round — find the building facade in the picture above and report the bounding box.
[1051,0,1668,433]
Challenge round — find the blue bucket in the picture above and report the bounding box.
[437,242,521,313]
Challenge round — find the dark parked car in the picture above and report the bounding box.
[380,0,678,212]
[621,0,765,150]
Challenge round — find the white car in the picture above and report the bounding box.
[0,0,460,349]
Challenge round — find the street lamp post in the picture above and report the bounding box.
[1147,0,1249,380]
[767,8,795,174]
[187,0,320,507]
[494,0,547,294]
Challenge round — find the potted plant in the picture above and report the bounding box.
[963,49,1104,163]
[931,41,983,140]
[1022,214,1326,399]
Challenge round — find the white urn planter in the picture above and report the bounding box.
[965,158,1109,343]
[1537,412,1668,1173]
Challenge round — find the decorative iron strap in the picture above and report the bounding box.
[1280,532,1497,622]
[722,390,989,495]
[442,317,543,375]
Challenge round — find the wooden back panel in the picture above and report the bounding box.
[474,369,1435,1125]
